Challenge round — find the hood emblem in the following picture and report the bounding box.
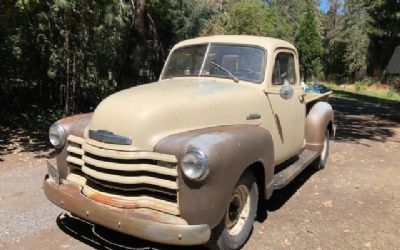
[89,130,132,145]
[246,113,261,120]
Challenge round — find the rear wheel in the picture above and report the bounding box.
[207,171,258,250]
[313,130,330,170]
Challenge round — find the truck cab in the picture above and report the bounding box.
[44,35,334,250]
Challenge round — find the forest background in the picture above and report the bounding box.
[0,0,398,121]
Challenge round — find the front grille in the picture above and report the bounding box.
[66,135,179,215]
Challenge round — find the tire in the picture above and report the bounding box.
[207,171,258,250]
[312,130,330,170]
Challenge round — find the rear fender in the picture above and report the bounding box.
[305,102,334,152]
[155,125,274,228]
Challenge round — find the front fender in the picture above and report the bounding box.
[55,113,93,179]
[305,102,334,152]
[155,125,274,228]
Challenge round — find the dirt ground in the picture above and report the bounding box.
[0,93,399,250]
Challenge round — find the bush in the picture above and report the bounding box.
[361,77,373,86]
[386,89,395,99]
[355,81,367,92]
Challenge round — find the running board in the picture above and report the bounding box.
[272,150,320,190]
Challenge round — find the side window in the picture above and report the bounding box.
[272,52,296,85]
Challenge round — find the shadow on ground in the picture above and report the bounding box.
[256,167,318,222]
[55,167,318,249]
[0,107,61,161]
[330,90,399,144]
[56,214,205,250]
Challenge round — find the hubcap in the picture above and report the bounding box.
[225,184,251,236]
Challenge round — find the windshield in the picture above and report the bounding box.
[162,43,265,83]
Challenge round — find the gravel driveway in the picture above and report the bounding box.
[1,94,399,250]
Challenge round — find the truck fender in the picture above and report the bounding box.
[55,113,93,179]
[305,102,334,152]
[155,125,274,228]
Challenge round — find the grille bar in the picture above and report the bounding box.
[86,176,177,196]
[65,135,180,215]
[68,135,85,145]
[66,135,84,170]
[82,154,177,176]
[67,146,84,155]
[83,142,177,163]
[67,156,84,166]
[82,166,178,190]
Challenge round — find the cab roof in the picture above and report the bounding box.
[173,35,297,54]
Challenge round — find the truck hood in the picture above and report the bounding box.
[88,79,265,151]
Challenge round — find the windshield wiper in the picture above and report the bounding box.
[207,60,239,83]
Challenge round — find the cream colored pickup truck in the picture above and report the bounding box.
[44,35,335,250]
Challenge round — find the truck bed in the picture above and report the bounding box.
[304,91,332,104]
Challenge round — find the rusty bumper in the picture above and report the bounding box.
[43,176,211,246]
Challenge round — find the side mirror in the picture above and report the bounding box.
[279,85,294,100]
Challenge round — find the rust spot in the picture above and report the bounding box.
[88,191,140,209]
[60,183,79,193]
[86,191,182,223]
[58,113,93,126]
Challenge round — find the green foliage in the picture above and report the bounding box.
[342,0,369,78]
[361,77,373,86]
[0,0,216,115]
[268,0,318,42]
[147,0,215,52]
[386,89,395,99]
[320,0,345,81]
[355,81,367,92]
[295,9,323,81]
[1,0,399,118]
[367,0,400,73]
[220,1,275,36]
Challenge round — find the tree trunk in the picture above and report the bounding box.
[120,0,147,88]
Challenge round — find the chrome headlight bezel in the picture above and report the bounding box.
[49,122,66,149]
[180,148,209,181]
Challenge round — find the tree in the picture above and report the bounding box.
[367,0,400,74]
[295,9,323,81]
[146,0,215,76]
[0,0,216,115]
[342,0,369,79]
[267,0,303,41]
[220,0,276,36]
[321,0,346,81]
[268,0,320,42]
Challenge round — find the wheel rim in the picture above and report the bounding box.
[224,184,251,236]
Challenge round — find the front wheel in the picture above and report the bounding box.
[207,171,258,250]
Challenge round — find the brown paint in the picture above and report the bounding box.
[155,125,274,228]
[55,113,92,179]
[305,102,334,151]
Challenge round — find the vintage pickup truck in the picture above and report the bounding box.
[44,35,335,250]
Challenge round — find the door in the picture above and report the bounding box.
[266,50,305,164]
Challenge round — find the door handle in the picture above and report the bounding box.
[298,93,307,103]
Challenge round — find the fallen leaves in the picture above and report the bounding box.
[323,200,333,208]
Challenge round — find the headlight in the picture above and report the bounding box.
[181,148,209,181]
[49,123,66,148]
